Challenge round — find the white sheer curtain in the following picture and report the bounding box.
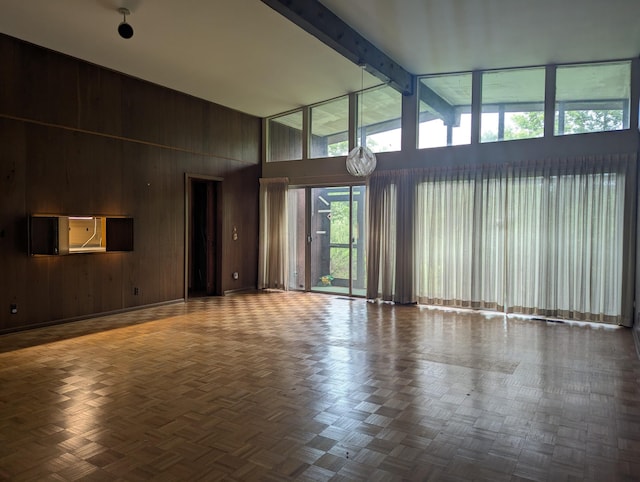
[505,158,628,322]
[473,173,507,311]
[367,154,634,325]
[258,177,288,290]
[415,169,476,307]
[414,167,505,310]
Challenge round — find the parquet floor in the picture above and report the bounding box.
[1,291,640,481]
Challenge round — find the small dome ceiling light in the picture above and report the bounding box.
[117,8,134,39]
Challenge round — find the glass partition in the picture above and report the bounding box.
[418,73,472,148]
[310,96,349,158]
[555,61,631,135]
[268,110,303,161]
[266,59,634,162]
[481,67,546,142]
[357,85,402,153]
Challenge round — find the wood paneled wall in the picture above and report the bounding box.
[0,34,261,332]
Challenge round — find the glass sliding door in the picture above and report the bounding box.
[350,186,366,296]
[308,186,366,296]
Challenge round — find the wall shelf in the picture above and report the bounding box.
[29,215,134,255]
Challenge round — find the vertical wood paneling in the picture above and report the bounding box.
[26,257,54,324]
[220,165,260,293]
[17,41,79,128]
[242,115,262,162]
[0,33,261,332]
[77,63,123,136]
[0,36,21,119]
[0,120,27,330]
[25,125,70,215]
[121,77,172,147]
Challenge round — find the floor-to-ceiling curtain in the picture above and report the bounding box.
[367,154,635,325]
[415,167,478,308]
[366,174,398,301]
[366,172,417,303]
[413,165,506,311]
[258,177,289,290]
[505,156,630,323]
[472,171,507,311]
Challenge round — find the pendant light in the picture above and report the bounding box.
[346,65,377,177]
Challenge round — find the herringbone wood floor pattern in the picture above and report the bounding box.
[1,291,639,481]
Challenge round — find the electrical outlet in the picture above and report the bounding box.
[133,287,139,295]
[232,272,239,280]
[10,304,17,314]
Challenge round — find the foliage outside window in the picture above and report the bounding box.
[310,96,349,158]
[481,67,546,142]
[555,61,630,136]
[328,190,350,279]
[357,85,402,153]
[268,110,303,162]
[418,73,472,148]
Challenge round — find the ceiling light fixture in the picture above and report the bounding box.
[346,65,377,177]
[117,8,134,39]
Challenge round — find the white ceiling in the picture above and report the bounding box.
[1,0,639,118]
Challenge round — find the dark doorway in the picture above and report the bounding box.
[189,179,220,297]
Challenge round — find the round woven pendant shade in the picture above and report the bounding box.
[346,145,377,177]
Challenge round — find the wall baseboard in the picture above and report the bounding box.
[223,287,257,296]
[0,299,185,336]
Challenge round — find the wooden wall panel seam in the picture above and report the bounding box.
[0,113,257,166]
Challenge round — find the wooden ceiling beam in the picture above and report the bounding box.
[261,0,414,96]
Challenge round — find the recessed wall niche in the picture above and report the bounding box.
[29,215,134,255]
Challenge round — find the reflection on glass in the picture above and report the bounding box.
[310,97,349,158]
[358,85,402,153]
[481,67,545,142]
[418,73,472,148]
[310,186,367,296]
[268,110,303,161]
[555,61,630,135]
[350,186,366,296]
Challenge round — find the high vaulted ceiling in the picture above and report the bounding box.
[1,0,639,118]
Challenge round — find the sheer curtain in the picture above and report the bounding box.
[258,177,288,290]
[505,157,629,323]
[415,168,477,308]
[367,154,634,325]
[413,166,505,310]
[473,172,507,311]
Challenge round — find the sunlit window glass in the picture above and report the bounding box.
[481,68,545,143]
[310,97,349,158]
[418,73,472,148]
[357,85,402,153]
[555,61,630,135]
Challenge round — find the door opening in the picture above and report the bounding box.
[288,185,366,297]
[188,178,220,297]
